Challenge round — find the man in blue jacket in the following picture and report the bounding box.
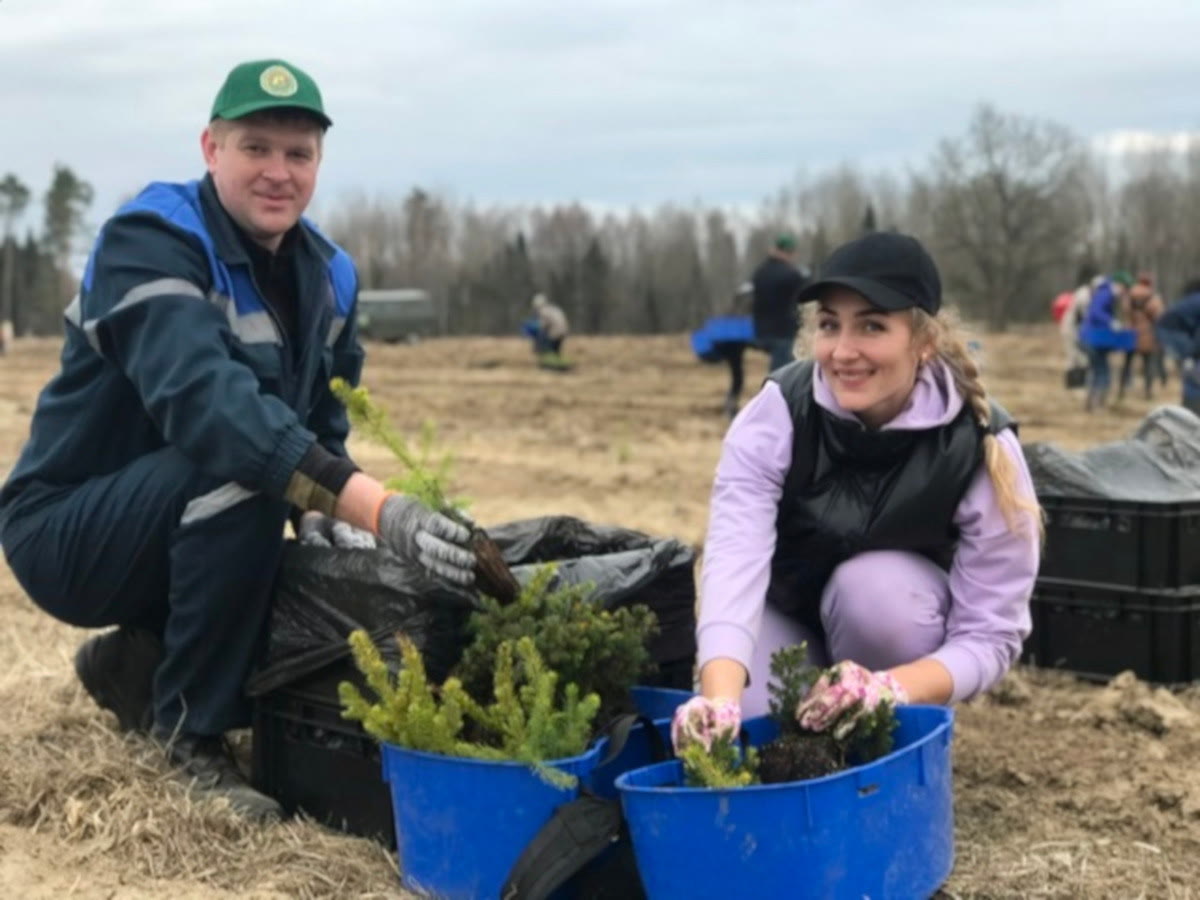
[1156,278,1200,413]
[0,59,477,819]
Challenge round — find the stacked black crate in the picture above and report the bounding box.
[1024,496,1200,683]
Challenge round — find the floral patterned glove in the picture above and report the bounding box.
[795,661,909,740]
[670,695,741,753]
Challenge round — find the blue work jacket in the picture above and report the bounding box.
[0,176,363,516]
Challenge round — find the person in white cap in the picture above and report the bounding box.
[531,292,569,355]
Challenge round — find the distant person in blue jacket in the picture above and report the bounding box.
[1156,278,1200,415]
[1078,271,1134,411]
[0,59,476,820]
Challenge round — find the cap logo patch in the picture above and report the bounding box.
[259,65,298,97]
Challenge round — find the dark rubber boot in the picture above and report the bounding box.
[150,724,283,822]
[74,627,164,733]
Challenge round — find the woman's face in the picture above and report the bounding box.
[813,288,927,428]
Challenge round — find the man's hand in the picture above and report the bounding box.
[297,512,377,549]
[377,494,475,585]
[670,695,741,753]
[795,661,909,740]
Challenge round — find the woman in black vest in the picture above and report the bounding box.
[674,232,1041,746]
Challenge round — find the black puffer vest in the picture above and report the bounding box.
[764,361,1014,633]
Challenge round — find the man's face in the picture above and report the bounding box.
[201,117,322,250]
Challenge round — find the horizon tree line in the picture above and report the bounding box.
[4,104,1200,338]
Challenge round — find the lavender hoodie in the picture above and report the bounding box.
[697,360,1039,702]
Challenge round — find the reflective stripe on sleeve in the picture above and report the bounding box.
[67,279,283,351]
[327,315,346,347]
[181,482,259,525]
[66,278,207,352]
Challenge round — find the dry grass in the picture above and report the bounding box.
[0,326,1197,898]
[0,664,401,897]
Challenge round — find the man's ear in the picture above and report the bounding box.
[200,127,220,172]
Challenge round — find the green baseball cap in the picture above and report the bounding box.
[210,59,332,129]
[774,232,797,252]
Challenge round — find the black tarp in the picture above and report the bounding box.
[1024,405,1200,501]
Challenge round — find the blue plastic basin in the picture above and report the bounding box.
[629,685,693,721]
[615,705,955,900]
[382,741,602,899]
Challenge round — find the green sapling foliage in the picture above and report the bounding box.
[329,377,466,515]
[455,563,658,722]
[330,377,524,602]
[340,629,601,787]
[680,737,758,788]
[680,644,901,788]
[766,641,821,735]
[839,693,899,763]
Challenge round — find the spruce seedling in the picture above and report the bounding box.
[679,738,758,789]
[330,377,520,602]
[340,629,601,787]
[677,645,901,787]
[455,563,658,723]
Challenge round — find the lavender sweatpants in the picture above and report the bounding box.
[741,550,950,717]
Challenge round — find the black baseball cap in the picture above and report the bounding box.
[796,232,942,314]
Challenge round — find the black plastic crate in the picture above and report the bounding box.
[251,665,395,846]
[1038,496,1200,589]
[1022,578,1200,683]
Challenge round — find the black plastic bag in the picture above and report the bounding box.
[247,516,697,697]
[245,544,476,697]
[491,516,697,684]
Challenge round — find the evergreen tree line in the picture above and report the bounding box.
[0,165,93,336]
[6,105,1200,337]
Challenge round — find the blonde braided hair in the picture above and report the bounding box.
[911,308,1043,538]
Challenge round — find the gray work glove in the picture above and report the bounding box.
[297,512,378,549]
[377,495,476,585]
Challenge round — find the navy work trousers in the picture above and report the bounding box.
[1,447,289,735]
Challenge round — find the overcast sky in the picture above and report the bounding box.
[3,0,1199,230]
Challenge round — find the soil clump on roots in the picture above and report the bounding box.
[757,732,843,784]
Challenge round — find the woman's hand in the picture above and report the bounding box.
[670,696,741,753]
[795,660,909,739]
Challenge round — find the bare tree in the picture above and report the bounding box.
[304,105,1200,337]
[529,203,595,330]
[400,188,452,290]
[918,104,1090,329]
[326,191,405,288]
[802,164,874,246]
[703,209,740,314]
